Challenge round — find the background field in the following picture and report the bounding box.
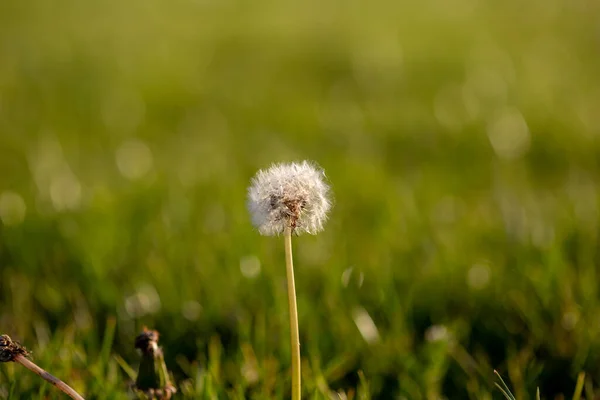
[1,0,600,398]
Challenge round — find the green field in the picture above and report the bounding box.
[1,0,600,398]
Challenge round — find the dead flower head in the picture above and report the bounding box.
[0,335,29,363]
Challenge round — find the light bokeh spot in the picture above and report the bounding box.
[425,324,449,342]
[124,284,161,317]
[240,255,261,279]
[341,267,353,287]
[467,262,491,290]
[116,139,153,180]
[352,307,380,344]
[561,310,579,331]
[0,191,27,226]
[487,108,530,160]
[181,301,203,321]
[50,171,82,211]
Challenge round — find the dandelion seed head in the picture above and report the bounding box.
[247,161,331,236]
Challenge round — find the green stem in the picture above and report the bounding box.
[284,226,301,400]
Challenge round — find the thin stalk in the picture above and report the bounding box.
[573,372,585,400]
[14,354,85,400]
[284,226,301,400]
[494,370,516,400]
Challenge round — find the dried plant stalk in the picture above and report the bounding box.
[0,334,85,400]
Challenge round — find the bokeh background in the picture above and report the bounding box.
[1,0,600,398]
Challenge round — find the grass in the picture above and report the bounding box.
[493,370,587,400]
[1,0,600,398]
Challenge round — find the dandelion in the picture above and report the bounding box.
[247,161,332,400]
[248,161,331,236]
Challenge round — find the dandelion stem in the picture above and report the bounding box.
[284,226,301,400]
[14,354,85,400]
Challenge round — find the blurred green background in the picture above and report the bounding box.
[1,0,600,398]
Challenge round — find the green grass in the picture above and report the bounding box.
[1,0,600,398]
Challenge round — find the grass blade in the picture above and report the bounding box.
[7,381,15,400]
[100,317,117,369]
[494,383,514,400]
[585,375,594,400]
[573,372,585,400]
[357,370,370,400]
[113,354,137,380]
[494,370,516,400]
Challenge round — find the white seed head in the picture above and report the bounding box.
[247,161,331,236]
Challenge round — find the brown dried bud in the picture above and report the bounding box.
[0,335,30,363]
